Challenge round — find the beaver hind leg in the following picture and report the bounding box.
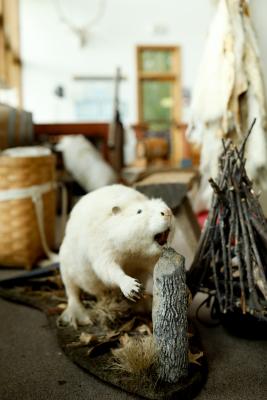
[59,279,92,329]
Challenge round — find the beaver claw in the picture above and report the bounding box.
[120,276,143,301]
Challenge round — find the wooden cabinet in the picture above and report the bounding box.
[0,0,21,105]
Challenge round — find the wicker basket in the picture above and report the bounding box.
[0,152,56,269]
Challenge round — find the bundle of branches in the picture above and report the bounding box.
[188,120,267,321]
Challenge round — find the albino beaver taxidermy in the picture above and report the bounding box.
[59,184,173,327]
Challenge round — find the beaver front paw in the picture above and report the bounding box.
[120,276,143,301]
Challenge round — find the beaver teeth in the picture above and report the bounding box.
[154,229,170,246]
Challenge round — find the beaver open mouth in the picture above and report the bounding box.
[154,229,170,246]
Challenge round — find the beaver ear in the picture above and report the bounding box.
[112,206,121,215]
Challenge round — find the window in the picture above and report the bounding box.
[72,77,128,122]
[136,46,182,164]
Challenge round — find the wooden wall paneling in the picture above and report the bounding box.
[0,0,5,84]
[0,0,21,105]
[3,0,11,48]
[5,47,12,85]
[0,0,3,22]
[8,0,20,56]
[0,29,5,84]
[6,0,21,102]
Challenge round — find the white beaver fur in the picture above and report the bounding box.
[56,135,117,192]
[59,184,173,327]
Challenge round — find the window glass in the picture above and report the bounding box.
[141,50,172,73]
[142,81,173,130]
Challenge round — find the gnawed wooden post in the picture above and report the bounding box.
[152,247,188,383]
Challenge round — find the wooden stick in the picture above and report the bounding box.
[234,216,247,313]
[242,199,267,289]
[188,151,231,292]
[244,185,267,228]
[239,118,257,158]
[211,243,223,312]
[230,152,248,313]
[219,213,228,312]
[250,215,267,248]
[235,186,260,311]
[189,124,266,319]
[227,207,234,309]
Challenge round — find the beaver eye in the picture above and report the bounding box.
[137,209,142,214]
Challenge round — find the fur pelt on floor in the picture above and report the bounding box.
[56,135,117,192]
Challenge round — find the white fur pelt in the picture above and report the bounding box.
[59,184,173,327]
[56,135,117,192]
[187,0,267,213]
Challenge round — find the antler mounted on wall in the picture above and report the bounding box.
[55,0,107,47]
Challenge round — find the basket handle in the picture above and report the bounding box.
[32,192,58,263]
[33,183,68,266]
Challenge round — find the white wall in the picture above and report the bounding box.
[20,0,267,124]
[20,0,215,124]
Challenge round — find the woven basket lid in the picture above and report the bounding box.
[2,146,51,158]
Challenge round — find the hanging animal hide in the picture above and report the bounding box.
[187,0,267,213]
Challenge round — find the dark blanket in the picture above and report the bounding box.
[0,275,207,400]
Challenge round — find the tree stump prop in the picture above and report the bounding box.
[153,247,189,383]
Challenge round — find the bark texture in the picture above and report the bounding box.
[152,247,188,383]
